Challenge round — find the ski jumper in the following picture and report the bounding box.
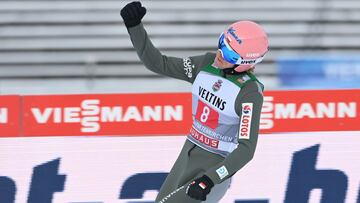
[127,23,264,203]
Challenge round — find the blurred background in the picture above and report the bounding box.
[1,0,359,94]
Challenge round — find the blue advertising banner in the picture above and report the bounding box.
[0,133,359,203]
[278,56,360,89]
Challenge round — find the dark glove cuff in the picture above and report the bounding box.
[124,19,141,28]
[201,175,214,188]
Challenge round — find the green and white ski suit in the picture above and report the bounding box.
[127,23,264,203]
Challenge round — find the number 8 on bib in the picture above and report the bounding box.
[195,100,219,129]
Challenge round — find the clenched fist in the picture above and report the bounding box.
[120,1,147,28]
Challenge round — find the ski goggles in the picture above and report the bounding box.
[218,32,265,65]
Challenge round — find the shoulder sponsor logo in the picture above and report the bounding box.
[239,103,253,139]
[216,165,229,180]
[183,57,195,78]
[237,74,251,84]
[0,108,8,124]
[242,75,251,81]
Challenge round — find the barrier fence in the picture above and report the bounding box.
[0,89,359,137]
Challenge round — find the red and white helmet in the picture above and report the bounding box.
[219,21,269,72]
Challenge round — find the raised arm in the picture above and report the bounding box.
[121,1,211,83]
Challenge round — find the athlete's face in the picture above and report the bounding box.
[214,50,235,69]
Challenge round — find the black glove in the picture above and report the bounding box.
[120,1,146,28]
[186,175,214,201]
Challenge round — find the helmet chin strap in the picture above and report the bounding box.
[222,65,245,75]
